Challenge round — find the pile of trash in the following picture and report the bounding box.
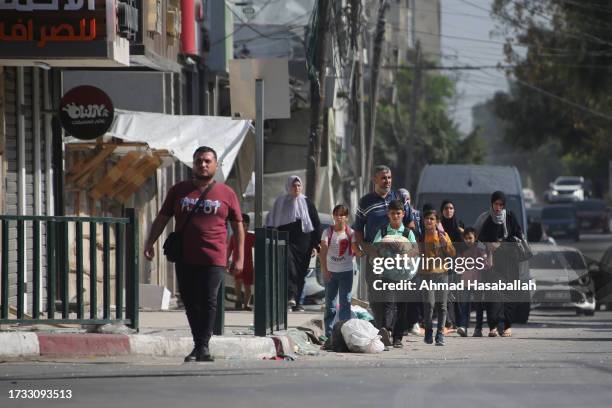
[324,319,384,353]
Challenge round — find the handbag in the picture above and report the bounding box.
[513,235,533,262]
[162,182,215,263]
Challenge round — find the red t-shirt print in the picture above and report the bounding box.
[160,181,243,267]
[337,239,350,257]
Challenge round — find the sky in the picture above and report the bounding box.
[440,0,510,133]
[228,0,509,134]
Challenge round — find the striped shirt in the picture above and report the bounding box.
[352,190,413,243]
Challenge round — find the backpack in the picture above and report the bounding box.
[326,225,354,256]
[380,224,413,241]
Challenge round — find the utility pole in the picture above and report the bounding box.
[365,0,388,193]
[306,0,330,202]
[407,40,422,193]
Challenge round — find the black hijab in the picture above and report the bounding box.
[440,199,463,243]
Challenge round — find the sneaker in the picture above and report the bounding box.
[424,328,434,344]
[378,328,392,347]
[195,345,214,362]
[288,298,297,307]
[456,327,467,337]
[435,331,445,346]
[291,305,305,312]
[392,338,403,348]
[410,323,422,336]
[473,328,483,337]
[488,328,499,337]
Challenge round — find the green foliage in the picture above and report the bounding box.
[374,67,486,192]
[490,0,612,195]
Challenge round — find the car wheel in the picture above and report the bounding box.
[575,308,583,316]
[584,310,595,316]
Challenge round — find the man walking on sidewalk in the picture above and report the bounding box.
[144,146,244,362]
[353,165,413,343]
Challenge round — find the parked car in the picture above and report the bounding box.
[541,204,579,241]
[575,199,611,234]
[545,176,585,203]
[593,245,612,310]
[529,244,595,315]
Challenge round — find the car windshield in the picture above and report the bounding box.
[529,251,585,270]
[576,201,605,211]
[529,252,565,269]
[556,178,581,185]
[542,208,575,219]
[559,251,586,270]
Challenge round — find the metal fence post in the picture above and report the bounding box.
[254,227,267,336]
[125,208,139,330]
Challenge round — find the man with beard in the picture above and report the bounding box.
[353,165,414,346]
[144,146,244,362]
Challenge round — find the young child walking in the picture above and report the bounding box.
[373,199,419,348]
[420,208,456,346]
[456,227,490,337]
[228,213,255,310]
[320,204,361,338]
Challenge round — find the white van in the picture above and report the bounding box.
[415,164,528,231]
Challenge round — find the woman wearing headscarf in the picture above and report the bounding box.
[440,200,465,334]
[266,175,321,311]
[475,190,523,337]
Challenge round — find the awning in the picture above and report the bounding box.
[106,109,253,181]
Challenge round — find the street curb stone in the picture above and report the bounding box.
[1,332,279,360]
[0,332,39,357]
[38,333,131,357]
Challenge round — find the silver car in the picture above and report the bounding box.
[546,176,585,203]
[529,243,595,315]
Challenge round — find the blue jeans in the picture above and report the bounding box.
[324,270,353,337]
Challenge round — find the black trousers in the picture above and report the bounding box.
[393,302,420,341]
[176,263,225,348]
[371,301,395,330]
[287,244,311,303]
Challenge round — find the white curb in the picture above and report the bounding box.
[0,332,40,357]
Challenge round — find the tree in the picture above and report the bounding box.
[374,66,485,193]
[490,0,612,196]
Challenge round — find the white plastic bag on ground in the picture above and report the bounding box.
[340,318,384,353]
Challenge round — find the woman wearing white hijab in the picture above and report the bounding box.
[267,175,321,311]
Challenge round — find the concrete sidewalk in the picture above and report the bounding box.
[0,309,324,360]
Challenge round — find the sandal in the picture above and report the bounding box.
[502,328,512,337]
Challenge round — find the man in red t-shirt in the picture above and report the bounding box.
[144,146,244,362]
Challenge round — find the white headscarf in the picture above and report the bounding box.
[266,175,314,233]
[489,208,508,239]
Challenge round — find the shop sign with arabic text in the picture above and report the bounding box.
[0,0,109,58]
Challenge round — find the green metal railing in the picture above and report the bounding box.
[254,227,288,336]
[0,209,139,328]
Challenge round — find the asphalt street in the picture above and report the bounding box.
[1,310,611,408]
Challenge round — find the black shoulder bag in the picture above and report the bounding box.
[163,182,215,263]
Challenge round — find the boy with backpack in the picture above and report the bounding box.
[320,204,361,338]
[372,200,419,348]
